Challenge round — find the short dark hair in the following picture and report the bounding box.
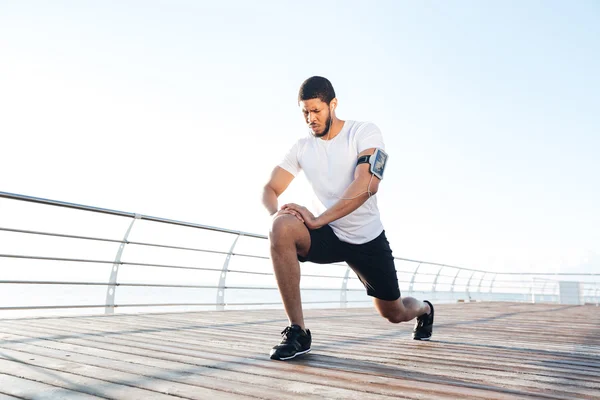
[298,76,336,105]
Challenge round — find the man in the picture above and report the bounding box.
[262,76,434,361]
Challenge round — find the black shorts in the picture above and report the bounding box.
[298,225,401,301]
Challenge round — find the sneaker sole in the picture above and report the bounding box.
[413,336,431,341]
[273,348,311,361]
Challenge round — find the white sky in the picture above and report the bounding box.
[1,1,599,273]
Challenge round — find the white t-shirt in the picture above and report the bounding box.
[279,120,385,244]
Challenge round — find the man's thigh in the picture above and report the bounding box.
[347,231,401,301]
[298,225,346,264]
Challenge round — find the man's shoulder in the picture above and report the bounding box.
[346,120,381,136]
[286,133,313,154]
[294,134,313,148]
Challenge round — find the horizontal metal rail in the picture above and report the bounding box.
[0,299,372,311]
[0,226,354,277]
[5,253,576,285]
[0,253,593,285]
[0,253,356,279]
[0,191,266,239]
[0,227,268,260]
[0,280,365,291]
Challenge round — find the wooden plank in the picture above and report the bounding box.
[0,394,23,400]
[116,310,600,370]
[55,315,599,387]
[0,303,598,400]
[0,335,340,400]
[0,347,268,400]
[0,328,436,400]
[0,358,214,400]
[0,308,584,400]
[0,323,524,400]
[24,307,598,397]
[0,373,103,399]
[0,318,568,399]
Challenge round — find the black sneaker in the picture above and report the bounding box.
[269,324,312,360]
[413,300,434,340]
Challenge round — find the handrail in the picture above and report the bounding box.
[1,190,598,316]
[0,191,266,239]
[2,191,595,276]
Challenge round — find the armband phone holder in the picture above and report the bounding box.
[356,148,388,180]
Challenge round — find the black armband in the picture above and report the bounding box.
[356,155,370,165]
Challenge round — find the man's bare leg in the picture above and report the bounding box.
[269,214,311,329]
[373,297,431,323]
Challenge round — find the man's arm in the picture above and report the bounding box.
[316,148,380,226]
[282,148,381,229]
[262,166,296,216]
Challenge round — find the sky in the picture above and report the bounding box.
[1,0,599,274]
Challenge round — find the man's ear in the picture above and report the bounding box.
[330,98,338,112]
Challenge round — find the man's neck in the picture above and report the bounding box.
[320,119,345,141]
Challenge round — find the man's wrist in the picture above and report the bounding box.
[314,215,326,229]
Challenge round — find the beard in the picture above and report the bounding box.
[310,113,333,138]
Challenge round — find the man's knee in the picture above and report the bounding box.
[269,215,304,247]
[381,311,407,324]
[375,299,411,323]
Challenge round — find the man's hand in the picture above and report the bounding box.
[271,207,304,223]
[281,203,322,230]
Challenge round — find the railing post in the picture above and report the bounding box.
[477,272,486,293]
[523,275,530,302]
[340,267,351,308]
[105,214,141,314]
[541,280,548,302]
[488,273,497,293]
[476,272,486,302]
[216,234,240,311]
[431,266,444,299]
[450,268,461,292]
[466,271,476,301]
[584,285,592,304]
[408,263,421,294]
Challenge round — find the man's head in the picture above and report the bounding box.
[298,76,338,138]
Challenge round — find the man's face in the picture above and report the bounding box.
[300,98,332,138]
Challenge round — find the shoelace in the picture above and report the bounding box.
[281,326,292,336]
[280,326,300,343]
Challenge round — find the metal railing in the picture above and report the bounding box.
[0,191,598,317]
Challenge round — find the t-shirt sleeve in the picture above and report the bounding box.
[278,141,302,177]
[356,122,385,153]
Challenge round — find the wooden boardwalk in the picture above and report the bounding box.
[0,302,598,399]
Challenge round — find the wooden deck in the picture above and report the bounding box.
[0,302,598,399]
